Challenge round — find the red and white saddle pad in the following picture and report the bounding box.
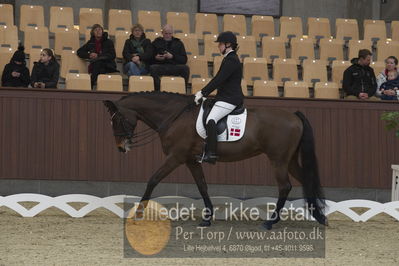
[195,102,247,142]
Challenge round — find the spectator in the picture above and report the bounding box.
[375,56,399,99]
[149,24,189,91]
[30,48,60,89]
[343,49,377,100]
[122,24,152,77]
[77,24,118,88]
[379,71,399,101]
[1,45,30,87]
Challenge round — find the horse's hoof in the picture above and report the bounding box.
[198,220,211,227]
[262,221,273,230]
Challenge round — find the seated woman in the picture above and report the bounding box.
[1,45,30,87]
[77,24,118,88]
[30,48,60,89]
[376,56,399,99]
[122,24,152,76]
[379,71,399,100]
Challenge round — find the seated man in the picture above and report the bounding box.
[343,49,378,100]
[77,24,118,88]
[149,24,189,91]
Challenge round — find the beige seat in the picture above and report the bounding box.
[97,74,123,91]
[191,77,212,94]
[363,19,387,42]
[237,35,257,60]
[370,61,386,74]
[0,47,14,85]
[253,80,279,97]
[279,16,303,41]
[290,37,315,63]
[108,9,132,36]
[28,48,42,72]
[243,57,268,85]
[204,34,220,61]
[223,14,246,36]
[24,26,49,54]
[114,30,130,59]
[307,17,331,42]
[54,28,80,56]
[314,82,340,99]
[241,79,249,96]
[129,76,154,92]
[251,15,274,42]
[20,5,44,32]
[273,58,298,86]
[331,60,351,86]
[284,81,310,98]
[302,60,328,86]
[49,6,74,33]
[145,32,162,42]
[174,33,199,56]
[319,38,344,62]
[65,73,91,90]
[195,13,218,38]
[160,76,186,94]
[212,56,223,76]
[138,10,161,33]
[348,40,372,60]
[79,8,103,35]
[376,40,399,62]
[60,50,88,78]
[391,21,399,41]
[166,12,190,34]
[261,36,286,63]
[335,18,359,41]
[0,25,18,50]
[0,4,14,26]
[187,55,209,82]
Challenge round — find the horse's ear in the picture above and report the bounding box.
[103,100,118,113]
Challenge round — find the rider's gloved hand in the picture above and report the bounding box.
[194,91,203,105]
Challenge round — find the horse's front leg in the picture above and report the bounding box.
[186,161,214,227]
[137,155,181,212]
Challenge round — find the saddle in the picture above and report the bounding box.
[196,99,247,142]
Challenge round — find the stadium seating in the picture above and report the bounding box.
[319,38,344,62]
[307,17,331,42]
[60,50,88,79]
[79,8,103,35]
[108,9,132,36]
[166,12,190,34]
[223,14,246,36]
[261,36,286,63]
[195,13,218,37]
[160,76,186,93]
[284,81,310,98]
[24,26,49,54]
[363,19,387,43]
[376,40,399,62]
[174,33,199,56]
[0,25,18,50]
[0,4,13,26]
[348,40,372,60]
[65,73,91,90]
[97,74,123,91]
[138,10,161,33]
[331,60,351,86]
[314,82,340,99]
[54,28,80,56]
[0,47,14,86]
[279,16,303,41]
[20,5,44,32]
[243,57,269,85]
[335,18,359,41]
[237,35,257,60]
[187,55,209,81]
[273,58,298,86]
[204,34,220,61]
[191,77,212,94]
[251,15,274,42]
[252,80,279,97]
[290,37,315,63]
[129,76,154,92]
[49,6,74,33]
[302,59,328,85]
[114,31,130,59]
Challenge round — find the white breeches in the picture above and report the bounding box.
[206,101,237,124]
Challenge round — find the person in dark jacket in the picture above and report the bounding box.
[122,24,152,76]
[379,71,399,100]
[77,24,118,88]
[149,24,189,91]
[194,31,244,164]
[1,45,30,87]
[343,49,378,100]
[30,48,60,89]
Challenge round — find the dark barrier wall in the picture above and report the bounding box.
[0,87,398,189]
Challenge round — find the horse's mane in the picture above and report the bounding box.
[120,91,193,102]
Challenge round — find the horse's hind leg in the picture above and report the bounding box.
[263,162,292,230]
[186,161,214,227]
[288,152,328,226]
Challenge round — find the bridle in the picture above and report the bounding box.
[109,102,193,148]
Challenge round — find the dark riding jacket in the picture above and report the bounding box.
[201,50,244,106]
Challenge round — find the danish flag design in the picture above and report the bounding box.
[230,128,241,136]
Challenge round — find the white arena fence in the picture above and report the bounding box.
[0,194,398,222]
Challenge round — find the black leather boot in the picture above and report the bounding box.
[202,120,218,164]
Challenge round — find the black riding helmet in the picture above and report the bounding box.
[215,31,237,45]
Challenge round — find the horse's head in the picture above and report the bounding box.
[103,100,137,153]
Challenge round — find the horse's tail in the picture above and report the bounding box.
[294,111,326,218]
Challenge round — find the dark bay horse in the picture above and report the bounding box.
[103,91,327,229]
